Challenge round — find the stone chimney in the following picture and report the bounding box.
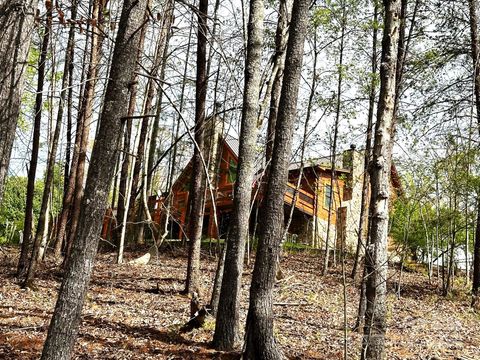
[342,145,366,252]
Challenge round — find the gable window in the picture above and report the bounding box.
[324,184,332,208]
[228,159,237,183]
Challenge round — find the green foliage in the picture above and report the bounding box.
[0,165,64,244]
[18,46,40,132]
[283,241,311,252]
[390,144,480,261]
[312,7,332,28]
[0,177,38,244]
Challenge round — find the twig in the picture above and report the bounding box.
[8,324,47,331]
[273,302,308,306]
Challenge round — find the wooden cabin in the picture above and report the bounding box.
[104,116,402,252]
[148,133,403,251]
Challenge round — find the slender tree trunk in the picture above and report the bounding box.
[130,11,169,201]
[468,0,480,306]
[63,51,74,198]
[354,256,368,331]
[351,1,378,280]
[469,0,480,119]
[434,172,440,282]
[280,28,319,284]
[17,1,52,278]
[169,12,194,182]
[243,0,309,357]
[0,0,38,206]
[473,203,480,302]
[213,0,264,350]
[210,243,226,316]
[147,0,176,193]
[41,0,148,357]
[65,0,106,259]
[53,4,93,259]
[185,0,208,296]
[131,0,175,243]
[128,121,149,225]
[115,117,133,243]
[24,0,78,286]
[265,0,289,165]
[323,2,346,275]
[159,12,194,248]
[361,0,401,359]
[114,7,149,249]
[117,135,138,264]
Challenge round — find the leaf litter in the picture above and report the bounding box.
[1,246,479,359]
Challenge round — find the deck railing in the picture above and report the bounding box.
[284,182,315,216]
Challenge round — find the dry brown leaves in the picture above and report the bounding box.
[1,246,479,359]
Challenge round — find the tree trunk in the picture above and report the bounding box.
[0,0,38,206]
[63,50,74,199]
[146,0,176,194]
[117,139,137,264]
[115,117,133,244]
[468,0,480,306]
[265,0,289,165]
[23,0,78,287]
[473,204,480,303]
[40,0,148,358]
[351,1,378,280]
[53,4,94,259]
[361,0,401,359]
[128,120,149,230]
[114,7,149,249]
[185,0,208,296]
[210,243,226,316]
[165,44,190,196]
[243,0,309,357]
[213,0,264,350]
[17,1,52,278]
[323,2,347,275]
[65,0,106,259]
[130,0,175,244]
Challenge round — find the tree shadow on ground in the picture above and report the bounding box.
[80,316,241,359]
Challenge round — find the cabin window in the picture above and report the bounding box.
[324,184,332,208]
[228,159,237,183]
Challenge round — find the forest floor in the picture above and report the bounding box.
[1,245,480,359]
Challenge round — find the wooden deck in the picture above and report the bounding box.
[284,182,315,216]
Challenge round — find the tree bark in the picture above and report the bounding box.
[323,2,347,275]
[265,0,289,165]
[17,0,52,278]
[114,7,149,249]
[185,0,208,296]
[468,0,480,305]
[473,204,480,302]
[361,0,401,359]
[146,0,176,194]
[210,243,226,316]
[351,1,378,280]
[130,1,173,223]
[63,52,74,199]
[0,0,38,206]
[213,0,264,350]
[40,0,148,358]
[65,0,106,259]
[53,3,95,259]
[243,0,309,357]
[24,0,78,287]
